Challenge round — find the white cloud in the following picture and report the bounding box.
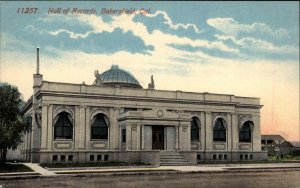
[207,17,289,38]
[145,11,201,33]
[48,29,95,39]
[215,34,298,55]
[39,11,236,57]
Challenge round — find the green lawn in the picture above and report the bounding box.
[41,161,150,168]
[0,163,33,173]
[268,155,300,162]
[198,156,300,164]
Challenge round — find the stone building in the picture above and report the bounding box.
[20,49,267,165]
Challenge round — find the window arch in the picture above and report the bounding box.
[91,114,109,140]
[191,117,200,141]
[239,121,253,142]
[54,112,73,139]
[213,118,226,142]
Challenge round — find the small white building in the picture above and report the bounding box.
[20,49,267,165]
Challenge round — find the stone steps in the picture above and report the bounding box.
[159,151,191,166]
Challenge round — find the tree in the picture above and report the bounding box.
[0,83,29,165]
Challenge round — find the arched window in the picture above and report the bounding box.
[213,118,226,142]
[191,117,200,141]
[54,112,73,139]
[239,121,253,142]
[91,114,109,139]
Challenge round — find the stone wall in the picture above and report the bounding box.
[196,151,268,162]
[39,150,160,166]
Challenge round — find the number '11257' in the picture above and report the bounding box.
[17,8,38,14]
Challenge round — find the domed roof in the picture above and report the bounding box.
[94,65,142,88]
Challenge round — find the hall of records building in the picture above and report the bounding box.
[20,49,267,165]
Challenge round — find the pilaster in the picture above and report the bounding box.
[226,113,232,151]
[141,125,145,150]
[175,125,179,150]
[85,107,90,149]
[41,104,48,149]
[47,105,53,150]
[231,113,238,151]
[178,125,183,150]
[200,112,205,150]
[74,106,80,150]
[205,112,212,150]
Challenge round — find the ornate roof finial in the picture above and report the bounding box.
[148,75,155,89]
[94,69,103,85]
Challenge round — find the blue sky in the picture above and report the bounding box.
[1,1,299,60]
[0,1,299,140]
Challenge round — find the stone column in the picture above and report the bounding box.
[41,104,48,150]
[109,107,120,150]
[227,113,232,151]
[74,106,80,150]
[205,112,212,150]
[78,106,86,150]
[185,123,191,150]
[252,114,261,151]
[47,105,53,150]
[141,125,145,150]
[137,124,141,150]
[130,124,138,150]
[85,107,90,150]
[200,112,205,150]
[231,113,238,151]
[175,125,179,150]
[178,125,183,150]
[126,124,131,150]
[119,125,122,150]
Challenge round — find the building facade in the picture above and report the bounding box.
[20,53,267,165]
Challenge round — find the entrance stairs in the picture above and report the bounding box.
[160,151,192,166]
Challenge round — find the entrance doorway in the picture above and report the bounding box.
[152,126,164,150]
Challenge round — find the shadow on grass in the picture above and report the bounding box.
[0,163,33,173]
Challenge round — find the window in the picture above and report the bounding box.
[197,154,201,160]
[213,118,226,142]
[91,114,109,139]
[245,155,248,160]
[61,155,66,162]
[191,117,200,141]
[54,112,73,139]
[68,155,73,162]
[124,108,137,112]
[97,155,102,162]
[52,155,58,162]
[218,154,222,160]
[122,128,126,143]
[239,121,252,142]
[224,155,227,160]
[104,154,109,161]
[213,154,217,160]
[240,155,243,160]
[250,154,253,160]
[90,155,94,162]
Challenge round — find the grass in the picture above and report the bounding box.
[41,161,150,168]
[0,163,33,173]
[267,155,300,162]
[198,155,300,164]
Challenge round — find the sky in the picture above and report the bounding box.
[0,1,299,141]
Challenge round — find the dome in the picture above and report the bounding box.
[94,65,142,88]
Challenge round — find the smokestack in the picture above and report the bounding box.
[36,47,39,74]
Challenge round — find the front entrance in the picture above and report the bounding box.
[152,126,164,150]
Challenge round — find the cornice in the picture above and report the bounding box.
[37,91,262,109]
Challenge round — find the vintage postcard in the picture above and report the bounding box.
[0,1,299,187]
